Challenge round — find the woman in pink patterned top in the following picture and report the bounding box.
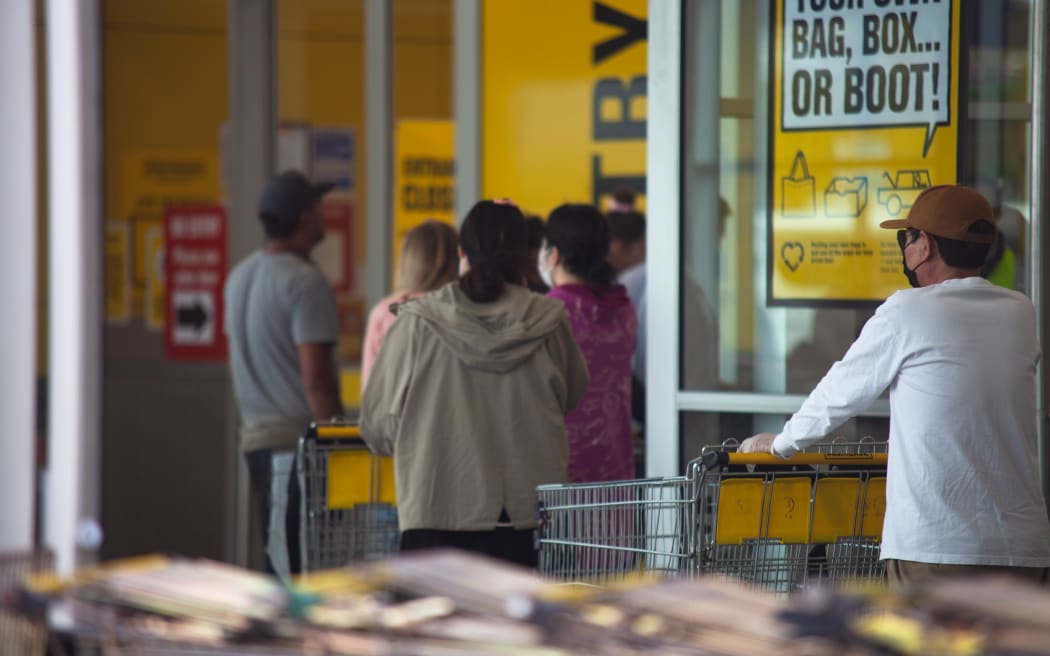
[361,220,458,389]
[540,204,637,482]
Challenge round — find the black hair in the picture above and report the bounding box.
[606,210,646,245]
[913,219,996,269]
[545,204,616,287]
[979,227,1006,278]
[524,215,545,251]
[612,188,637,207]
[458,200,528,303]
[259,211,299,239]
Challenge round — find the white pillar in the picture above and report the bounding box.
[453,0,480,222]
[226,0,276,566]
[645,0,682,477]
[0,0,37,552]
[365,0,392,307]
[46,0,102,574]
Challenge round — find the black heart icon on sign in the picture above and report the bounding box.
[781,242,805,272]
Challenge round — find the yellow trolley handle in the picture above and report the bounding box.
[305,421,364,445]
[701,451,887,469]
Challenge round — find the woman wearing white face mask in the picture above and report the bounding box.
[522,214,551,293]
[542,203,637,482]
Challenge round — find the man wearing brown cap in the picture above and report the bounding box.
[225,170,344,577]
[740,185,1050,588]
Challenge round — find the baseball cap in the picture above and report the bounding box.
[258,170,334,227]
[879,185,995,243]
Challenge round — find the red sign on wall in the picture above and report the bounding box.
[164,205,227,361]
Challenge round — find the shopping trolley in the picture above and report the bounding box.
[296,421,399,571]
[0,551,51,656]
[535,474,696,584]
[693,441,888,592]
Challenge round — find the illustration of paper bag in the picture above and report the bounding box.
[781,150,815,217]
[824,177,868,218]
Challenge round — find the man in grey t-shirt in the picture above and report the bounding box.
[224,170,343,574]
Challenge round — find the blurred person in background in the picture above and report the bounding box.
[361,220,458,389]
[606,209,647,426]
[606,208,647,277]
[541,203,636,482]
[224,170,343,577]
[360,200,589,567]
[981,204,1026,291]
[522,214,550,293]
[606,187,639,214]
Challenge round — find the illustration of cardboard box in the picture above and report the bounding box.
[824,177,868,218]
[781,150,815,217]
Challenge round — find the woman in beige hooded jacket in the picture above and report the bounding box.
[360,200,589,567]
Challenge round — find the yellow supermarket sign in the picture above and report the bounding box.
[392,119,455,279]
[770,0,960,304]
[116,151,220,317]
[482,0,646,216]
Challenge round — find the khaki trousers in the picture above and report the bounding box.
[885,558,1049,589]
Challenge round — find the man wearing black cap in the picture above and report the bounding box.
[740,185,1050,588]
[224,170,343,576]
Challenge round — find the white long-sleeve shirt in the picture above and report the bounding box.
[772,277,1050,566]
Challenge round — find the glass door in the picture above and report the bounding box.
[649,0,1040,473]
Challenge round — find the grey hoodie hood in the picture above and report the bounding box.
[399,281,568,374]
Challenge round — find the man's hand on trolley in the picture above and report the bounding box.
[738,432,781,456]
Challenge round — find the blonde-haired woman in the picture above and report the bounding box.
[362,220,458,388]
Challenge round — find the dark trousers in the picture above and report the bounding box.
[885,558,1049,589]
[400,527,538,569]
[244,449,301,574]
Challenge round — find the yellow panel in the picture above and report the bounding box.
[861,477,887,539]
[105,0,226,30]
[714,479,766,545]
[326,450,374,509]
[104,221,130,323]
[395,42,453,118]
[104,30,227,155]
[766,477,812,543]
[811,478,861,543]
[326,450,398,509]
[143,226,166,330]
[394,0,451,40]
[340,368,362,409]
[104,21,227,292]
[377,456,396,505]
[482,0,647,214]
[278,38,364,124]
[279,0,364,36]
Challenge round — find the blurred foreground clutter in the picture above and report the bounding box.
[4,549,1050,655]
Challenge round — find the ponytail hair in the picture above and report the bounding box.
[458,200,528,303]
[544,203,616,287]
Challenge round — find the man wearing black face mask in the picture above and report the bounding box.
[740,185,1050,589]
[892,198,993,289]
[897,228,922,288]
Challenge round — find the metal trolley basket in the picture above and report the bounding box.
[296,421,399,571]
[535,474,696,584]
[535,440,889,592]
[693,441,888,592]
